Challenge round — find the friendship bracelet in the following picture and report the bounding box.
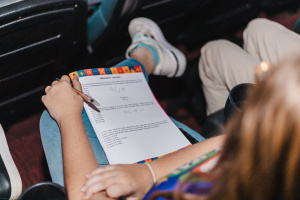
[145,163,156,183]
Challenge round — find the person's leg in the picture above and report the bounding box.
[113,57,151,81]
[126,17,187,77]
[124,18,204,141]
[199,40,260,115]
[40,109,109,186]
[244,18,300,64]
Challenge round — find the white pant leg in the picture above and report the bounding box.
[244,18,300,64]
[199,40,260,115]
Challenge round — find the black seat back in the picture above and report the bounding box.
[0,0,87,122]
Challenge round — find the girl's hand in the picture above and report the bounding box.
[81,164,154,200]
[41,75,83,125]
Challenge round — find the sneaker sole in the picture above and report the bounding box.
[129,17,186,77]
[0,124,22,200]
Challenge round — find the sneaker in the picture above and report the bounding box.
[126,17,186,77]
[0,124,22,200]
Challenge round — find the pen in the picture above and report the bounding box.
[56,78,100,107]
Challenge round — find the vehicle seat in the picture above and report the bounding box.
[0,0,87,122]
[87,0,138,51]
[201,83,254,138]
[18,182,67,200]
[201,109,225,139]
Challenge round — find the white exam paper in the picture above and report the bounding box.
[80,72,191,164]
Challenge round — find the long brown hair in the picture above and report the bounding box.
[209,55,300,200]
[148,55,300,200]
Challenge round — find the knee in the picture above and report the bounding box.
[201,39,231,54]
[201,39,236,59]
[244,18,273,41]
[199,39,235,70]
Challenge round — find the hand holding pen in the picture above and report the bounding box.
[42,75,86,123]
[42,75,100,123]
[56,78,100,107]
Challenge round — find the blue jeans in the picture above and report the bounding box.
[40,58,206,186]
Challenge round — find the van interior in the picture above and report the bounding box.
[0,0,299,194]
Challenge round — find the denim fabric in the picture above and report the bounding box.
[40,58,205,186]
[112,58,148,82]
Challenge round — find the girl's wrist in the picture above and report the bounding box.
[58,113,83,130]
[145,163,156,184]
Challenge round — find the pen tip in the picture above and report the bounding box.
[91,99,100,106]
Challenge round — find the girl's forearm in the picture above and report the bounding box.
[150,135,225,180]
[59,116,99,200]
